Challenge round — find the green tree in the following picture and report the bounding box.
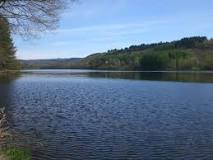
[140,53,170,70]
[0,17,18,70]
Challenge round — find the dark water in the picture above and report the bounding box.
[1,70,213,160]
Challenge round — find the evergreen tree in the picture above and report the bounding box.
[0,17,18,70]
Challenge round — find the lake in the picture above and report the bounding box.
[1,70,213,160]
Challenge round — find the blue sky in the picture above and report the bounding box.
[15,0,213,60]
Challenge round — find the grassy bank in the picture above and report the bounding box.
[0,148,32,160]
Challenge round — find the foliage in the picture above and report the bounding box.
[1,148,32,160]
[80,36,213,71]
[21,36,213,71]
[0,17,20,70]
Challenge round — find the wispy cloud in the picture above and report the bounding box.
[50,20,167,47]
[16,0,213,59]
[57,20,166,35]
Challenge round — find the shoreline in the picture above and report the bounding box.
[20,69,213,74]
[0,107,32,160]
[0,70,20,74]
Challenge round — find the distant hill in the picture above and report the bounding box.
[21,36,213,70]
[20,58,82,69]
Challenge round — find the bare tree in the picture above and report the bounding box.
[0,0,75,37]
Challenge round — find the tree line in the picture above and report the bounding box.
[80,36,213,71]
[21,36,213,71]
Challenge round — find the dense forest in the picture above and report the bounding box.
[0,17,19,70]
[22,36,213,71]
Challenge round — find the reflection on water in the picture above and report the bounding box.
[0,73,19,149]
[0,72,20,84]
[0,72,20,106]
[1,70,213,160]
[22,70,213,83]
[0,72,45,157]
[87,71,213,83]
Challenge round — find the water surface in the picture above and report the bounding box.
[1,70,213,160]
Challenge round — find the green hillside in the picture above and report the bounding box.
[21,36,213,71]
